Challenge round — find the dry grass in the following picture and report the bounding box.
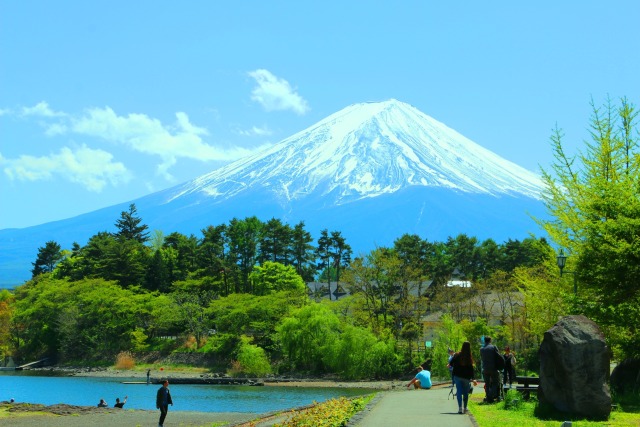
[114,351,135,369]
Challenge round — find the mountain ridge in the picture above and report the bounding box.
[0,99,547,287]
[166,99,543,206]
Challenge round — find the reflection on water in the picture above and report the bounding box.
[0,372,373,413]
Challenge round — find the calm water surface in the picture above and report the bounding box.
[0,372,372,413]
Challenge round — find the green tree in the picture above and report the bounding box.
[329,231,352,298]
[31,241,63,277]
[114,203,149,243]
[196,224,227,283]
[250,261,307,296]
[290,221,316,281]
[163,232,198,281]
[538,97,640,358]
[233,335,272,376]
[226,217,262,293]
[208,290,307,353]
[258,218,292,265]
[171,281,214,348]
[276,303,341,373]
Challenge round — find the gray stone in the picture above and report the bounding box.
[539,315,611,420]
[610,358,640,395]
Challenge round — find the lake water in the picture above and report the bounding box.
[0,372,373,413]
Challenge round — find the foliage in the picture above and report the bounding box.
[114,203,150,243]
[231,335,272,377]
[0,290,14,358]
[276,304,341,374]
[430,314,467,378]
[538,97,640,358]
[250,261,307,295]
[324,325,401,380]
[274,395,373,427]
[208,290,308,355]
[31,241,63,277]
[10,194,578,379]
[276,302,402,379]
[11,276,179,362]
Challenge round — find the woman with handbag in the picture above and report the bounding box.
[450,341,476,414]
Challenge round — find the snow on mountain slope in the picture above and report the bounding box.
[167,99,543,206]
[0,99,548,288]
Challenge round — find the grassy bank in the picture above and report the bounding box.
[468,390,640,427]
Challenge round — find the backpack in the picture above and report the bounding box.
[494,350,505,370]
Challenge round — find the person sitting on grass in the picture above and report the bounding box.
[97,398,108,407]
[406,366,432,389]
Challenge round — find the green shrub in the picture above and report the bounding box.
[229,335,272,377]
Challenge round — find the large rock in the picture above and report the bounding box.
[539,315,611,419]
[610,358,640,395]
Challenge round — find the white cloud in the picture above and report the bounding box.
[2,145,131,191]
[21,101,67,118]
[235,125,273,137]
[71,107,260,180]
[44,123,68,136]
[7,102,270,182]
[0,108,11,116]
[248,69,309,115]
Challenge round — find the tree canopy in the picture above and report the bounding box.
[539,97,640,358]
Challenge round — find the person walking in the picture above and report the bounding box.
[156,380,173,427]
[503,346,516,387]
[450,341,475,414]
[480,336,502,403]
[147,369,151,385]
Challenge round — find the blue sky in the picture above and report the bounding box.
[1,1,639,229]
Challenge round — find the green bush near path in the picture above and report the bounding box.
[469,390,640,427]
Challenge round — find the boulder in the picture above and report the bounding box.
[610,358,640,395]
[539,315,611,420]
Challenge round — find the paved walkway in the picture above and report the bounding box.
[248,384,476,427]
[350,385,476,427]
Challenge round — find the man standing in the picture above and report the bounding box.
[406,366,432,389]
[503,346,516,387]
[480,336,502,403]
[447,348,455,387]
[156,380,173,427]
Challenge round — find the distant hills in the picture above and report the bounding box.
[0,99,547,287]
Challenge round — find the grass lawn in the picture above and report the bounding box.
[469,390,640,427]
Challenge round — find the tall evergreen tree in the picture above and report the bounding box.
[114,203,149,243]
[31,240,63,277]
[291,221,316,281]
[258,218,292,265]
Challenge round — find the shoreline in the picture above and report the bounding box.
[2,369,451,426]
[29,366,409,390]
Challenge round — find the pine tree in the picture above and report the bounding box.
[31,240,63,277]
[114,203,149,243]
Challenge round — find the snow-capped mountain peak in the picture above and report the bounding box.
[169,99,543,205]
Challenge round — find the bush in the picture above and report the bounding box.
[229,335,272,377]
[115,351,135,369]
[275,396,373,427]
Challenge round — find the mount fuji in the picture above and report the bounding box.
[0,99,548,287]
